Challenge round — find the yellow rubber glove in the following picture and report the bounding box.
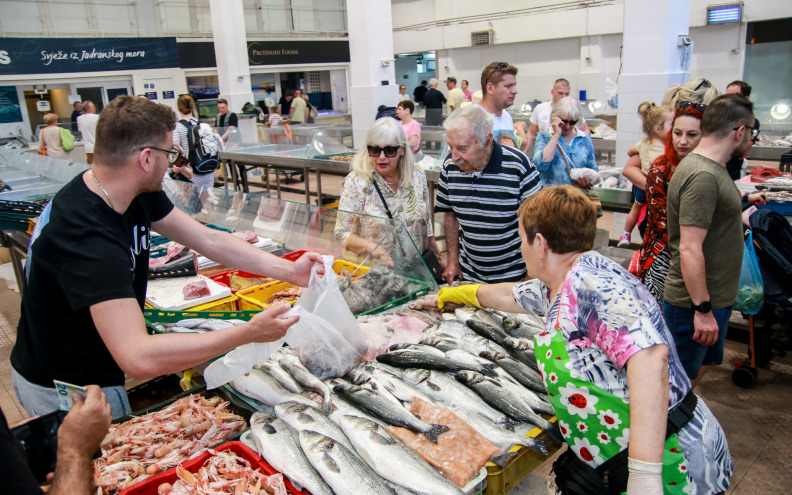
[437,284,483,309]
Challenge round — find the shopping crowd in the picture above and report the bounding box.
[7,63,763,493]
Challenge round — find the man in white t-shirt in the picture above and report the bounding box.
[76,100,99,164]
[477,62,529,152]
[445,77,465,111]
[526,78,590,152]
[397,85,411,104]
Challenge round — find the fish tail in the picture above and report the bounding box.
[519,436,549,455]
[424,423,451,443]
[542,422,563,443]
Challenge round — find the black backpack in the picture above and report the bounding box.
[179,119,220,175]
[749,209,792,306]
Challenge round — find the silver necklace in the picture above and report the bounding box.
[90,170,115,211]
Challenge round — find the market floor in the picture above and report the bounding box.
[0,275,789,494]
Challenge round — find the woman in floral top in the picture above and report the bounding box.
[334,118,442,267]
[437,186,732,495]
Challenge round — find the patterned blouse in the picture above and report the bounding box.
[637,152,679,281]
[533,128,597,186]
[513,252,733,494]
[334,168,434,252]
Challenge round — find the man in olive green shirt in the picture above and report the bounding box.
[664,94,757,386]
[289,89,307,124]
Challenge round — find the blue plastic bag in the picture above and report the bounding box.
[733,230,764,315]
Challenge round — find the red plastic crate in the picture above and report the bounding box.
[208,270,272,293]
[119,441,306,495]
[281,249,308,262]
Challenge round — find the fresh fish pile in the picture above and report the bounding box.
[152,318,247,334]
[340,264,411,314]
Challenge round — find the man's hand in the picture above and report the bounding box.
[57,385,111,458]
[747,192,766,205]
[693,311,719,346]
[246,304,298,342]
[515,121,528,133]
[443,258,463,284]
[290,252,325,287]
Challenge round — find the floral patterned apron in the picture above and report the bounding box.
[535,310,692,494]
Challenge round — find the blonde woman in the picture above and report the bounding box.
[334,118,442,267]
[39,113,72,160]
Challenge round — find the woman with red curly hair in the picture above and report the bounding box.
[638,102,706,306]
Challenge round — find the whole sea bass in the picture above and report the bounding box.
[249,412,333,495]
[274,401,358,456]
[338,415,464,495]
[479,350,546,394]
[332,383,450,443]
[299,429,396,495]
[377,349,498,377]
[401,368,512,426]
[455,370,562,443]
[231,369,318,410]
[279,353,333,413]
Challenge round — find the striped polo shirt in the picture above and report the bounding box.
[436,143,543,283]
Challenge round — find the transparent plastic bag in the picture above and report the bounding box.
[734,230,764,315]
[285,255,367,378]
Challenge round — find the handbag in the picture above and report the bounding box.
[559,146,603,217]
[552,391,698,495]
[59,127,75,152]
[372,180,444,284]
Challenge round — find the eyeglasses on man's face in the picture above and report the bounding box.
[734,124,760,143]
[139,146,182,164]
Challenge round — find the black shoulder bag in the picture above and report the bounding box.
[552,390,698,495]
[371,179,444,284]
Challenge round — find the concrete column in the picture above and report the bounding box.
[209,0,254,113]
[616,0,691,166]
[347,0,398,147]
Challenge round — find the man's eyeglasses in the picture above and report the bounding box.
[734,124,760,143]
[483,62,510,86]
[560,119,578,126]
[139,146,182,164]
[367,145,401,158]
[678,101,707,112]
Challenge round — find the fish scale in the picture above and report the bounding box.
[274,401,359,458]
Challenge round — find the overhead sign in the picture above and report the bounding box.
[178,40,350,69]
[0,37,179,75]
[248,40,350,65]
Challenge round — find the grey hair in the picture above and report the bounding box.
[551,97,581,121]
[443,105,494,147]
[429,78,438,87]
[350,117,415,188]
[83,100,95,111]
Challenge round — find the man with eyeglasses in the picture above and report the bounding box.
[526,78,590,153]
[478,62,530,153]
[664,94,757,388]
[724,81,760,180]
[11,96,324,419]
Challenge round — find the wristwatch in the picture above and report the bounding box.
[691,300,712,313]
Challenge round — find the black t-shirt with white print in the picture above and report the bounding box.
[11,174,174,388]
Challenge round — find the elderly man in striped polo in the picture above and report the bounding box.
[437,105,543,283]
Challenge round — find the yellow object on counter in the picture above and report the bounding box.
[437,284,483,309]
[180,369,201,391]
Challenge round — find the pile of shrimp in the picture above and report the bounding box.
[157,449,288,495]
[94,394,246,494]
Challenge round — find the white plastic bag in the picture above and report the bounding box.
[203,340,284,390]
[569,167,602,186]
[284,255,367,379]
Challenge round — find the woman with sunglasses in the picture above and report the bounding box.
[533,97,598,186]
[638,102,706,306]
[334,118,442,267]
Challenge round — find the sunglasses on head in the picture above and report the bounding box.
[678,101,707,112]
[367,145,401,158]
[484,62,510,85]
[560,119,578,126]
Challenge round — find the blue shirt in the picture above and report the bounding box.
[533,129,597,185]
